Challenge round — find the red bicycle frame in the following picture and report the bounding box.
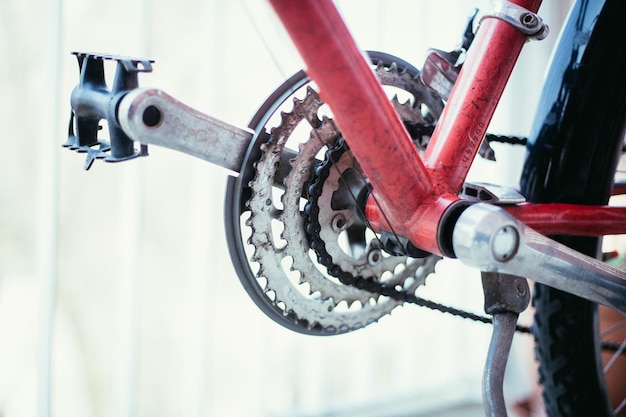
[269,0,626,256]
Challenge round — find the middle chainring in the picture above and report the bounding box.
[225,51,444,335]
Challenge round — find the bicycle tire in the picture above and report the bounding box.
[519,0,626,415]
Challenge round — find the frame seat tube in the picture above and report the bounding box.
[423,0,543,195]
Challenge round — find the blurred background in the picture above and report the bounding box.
[0,1,575,416]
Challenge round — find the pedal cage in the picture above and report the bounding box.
[64,52,153,169]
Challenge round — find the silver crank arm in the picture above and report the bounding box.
[453,203,626,314]
[117,88,300,183]
[117,88,253,173]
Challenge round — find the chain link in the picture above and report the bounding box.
[486,133,528,146]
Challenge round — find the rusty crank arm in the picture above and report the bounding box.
[116,87,303,184]
[452,203,626,315]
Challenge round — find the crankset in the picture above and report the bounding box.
[225,51,447,335]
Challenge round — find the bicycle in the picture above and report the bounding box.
[65,0,626,415]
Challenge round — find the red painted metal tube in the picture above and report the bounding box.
[268,0,437,228]
[269,0,546,255]
[504,204,626,236]
[367,201,626,238]
[423,0,542,195]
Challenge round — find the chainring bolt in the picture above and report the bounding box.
[368,248,383,266]
[520,12,539,29]
[331,214,349,233]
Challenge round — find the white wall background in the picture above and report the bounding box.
[0,1,573,416]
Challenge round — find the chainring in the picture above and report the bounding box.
[305,137,437,294]
[225,52,444,334]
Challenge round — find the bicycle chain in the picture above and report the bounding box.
[486,133,527,146]
[408,127,529,148]
[304,137,532,334]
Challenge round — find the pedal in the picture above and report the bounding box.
[65,52,153,169]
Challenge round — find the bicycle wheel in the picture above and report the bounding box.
[519,0,626,415]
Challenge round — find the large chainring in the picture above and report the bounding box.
[225,52,444,334]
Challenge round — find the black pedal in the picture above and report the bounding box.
[64,52,153,169]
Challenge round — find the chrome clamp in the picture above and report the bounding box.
[476,0,549,41]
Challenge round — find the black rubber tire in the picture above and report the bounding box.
[519,0,626,415]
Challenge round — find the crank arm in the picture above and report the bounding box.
[452,203,626,314]
[117,88,300,181]
[118,88,252,173]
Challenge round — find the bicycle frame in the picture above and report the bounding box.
[67,0,626,256]
[268,0,626,257]
[66,0,626,309]
[64,1,626,415]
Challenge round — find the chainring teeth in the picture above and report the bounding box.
[244,86,388,330]
[306,137,442,301]
[373,59,443,128]
[242,55,445,333]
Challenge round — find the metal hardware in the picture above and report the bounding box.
[482,273,530,315]
[476,0,549,41]
[461,182,526,205]
[481,272,530,417]
[422,49,462,101]
[452,203,626,314]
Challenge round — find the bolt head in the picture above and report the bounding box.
[521,13,538,29]
[491,225,519,262]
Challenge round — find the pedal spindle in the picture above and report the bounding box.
[65,52,153,169]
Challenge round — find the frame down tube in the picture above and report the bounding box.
[267,0,437,221]
[269,0,542,256]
